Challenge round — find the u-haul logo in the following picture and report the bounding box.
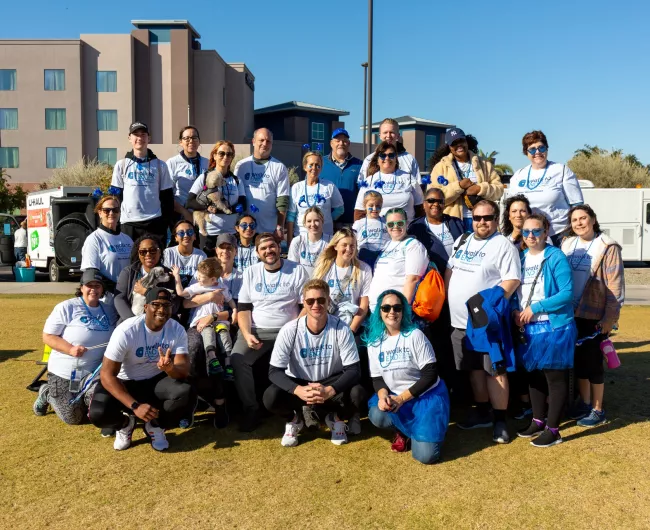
[28,197,44,207]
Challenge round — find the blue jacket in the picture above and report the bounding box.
[320,153,362,224]
[407,215,464,272]
[513,245,575,330]
[465,286,516,373]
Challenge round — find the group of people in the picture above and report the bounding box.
[31,120,625,464]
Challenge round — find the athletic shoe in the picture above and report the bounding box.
[114,414,136,451]
[577,409,607,428]
[531,428,563,448]
[325,413,348,445]
[391,431,411,453]
[33,384,50,416]
[492,421,511,444]
[224,364,235,382]
[517,420,545,438]
[100,427,115,438]
[347,413,362,435]
[280,419,304,447]
[208,357,224,376]
[144,421,169,451]
[568,399,592,420]
[514,405,533,420]
[213,403,229,429]
[302,405,320,430]
[457,409,493,430]
[179,395,199,429]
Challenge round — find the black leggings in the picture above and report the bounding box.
[574,318,605,385]
[528,369,568,429]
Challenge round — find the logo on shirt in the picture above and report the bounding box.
[299,344,334,359]
[126,168,157,185]
[378,346,412,366]
[524,264,541,279]
[80,314,110,331]
[135,341,171,361]
[107,242,131,255]
[456,248,486,264]
[185,169,192,175]
[243,171,265,183]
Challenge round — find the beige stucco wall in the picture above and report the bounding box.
[226,63,254,143]
[193,50,227,145]
[148,43,173,145]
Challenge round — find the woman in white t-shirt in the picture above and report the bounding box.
[352,190,390,269]
[33,270,118,425]
[353,141,424,223]
[81,195,133,291]
[512,214,577,447]
[363,289,449,464]
[233,214,260,272]
[286,151,344,243]
[508,130,583,246]
[312,228,371,332]
[367,208,429,313]
[287,206,331,276]
[163,220,207,288]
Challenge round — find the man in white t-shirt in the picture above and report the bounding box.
[263,279,365,447]
[89,288,193,452]
[234,128,290,237]
[445,200,520,444]
[232,233,309,431]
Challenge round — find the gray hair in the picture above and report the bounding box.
[253,128,273,140]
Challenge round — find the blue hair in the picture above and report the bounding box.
[362,289,417,346]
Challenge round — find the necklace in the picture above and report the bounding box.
[525,162,549,191]
[379,331,402,369]
[462,232,496,262]
[570,236,596,271]
[262,264,283,294]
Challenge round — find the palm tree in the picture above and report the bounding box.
[574,144,604,158]
[478,149,499,162]
[494,163,513,176]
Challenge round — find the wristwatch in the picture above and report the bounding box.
[276,224,284,234]
[130,401,141,411]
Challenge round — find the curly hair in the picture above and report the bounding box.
[428,134,479,169]
[361,290,417,347]
[501,194,532,237]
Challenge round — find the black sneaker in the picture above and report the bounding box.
[208,358,224,376]
[213,403,229,429]
[531,428,562,448]
[492,421,511,444]
[239,411,262,432]
[100,427,115,438]
[517,420,545,438]
[457,409,493,430]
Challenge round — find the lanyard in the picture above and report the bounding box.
[363,217,384,239]
[303,319,329,357]
[80,298,109,330]
[526,162,549,191]
[301,237,326,266]
[333,264,353,297]
[462,232,497,262]
[426,220,446,243]
[221,177,234,205]
[143,322,165,359]
[570,237,596,271]
[379,332,402,368]
[262,266,283,294]
[374,172,398,194]
[237,245,255,269]
[299,180,322,207]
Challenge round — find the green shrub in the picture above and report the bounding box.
[567,153,650,188]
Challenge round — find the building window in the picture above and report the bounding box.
[0,109,18,130]
[97,71,117,92]
[222,121,227,139]
[311,122,325,141]
[222,87,226,107]
[97,110,118,131]
[46,147,67,169]
[0,147,19,168]
[311,142,324,153]
[44,69,65,91]
[148,29,171,43]
[0,70,17,91]
[45,109,66,130]
[97,148,117,166]
[425,134,438,151]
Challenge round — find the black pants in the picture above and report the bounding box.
[187,327,224,403]
[423,303,459,395]
[528,369,568,429]
[263,375,366,422]
[574,318,605,385]
[121,216,168,248]
[89,373,194,430]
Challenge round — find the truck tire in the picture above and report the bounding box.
[0,235,12,246]
[49,259,66,282]
[54,213,92,269]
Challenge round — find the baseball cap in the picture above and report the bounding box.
[445,127,466,146]
[331,128,350,139]
[129,121,149,135]
[80,268,104,286]
[216,233,237,248]
[145,287,173,305]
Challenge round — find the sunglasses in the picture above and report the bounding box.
[522,228,544,238]
[182,136,199,142]
[304,297,327,307]
[472,215,496,222]
[387,220,406,229]
[176,229,194,238]
[380,304,403,314]
[217,151,234,158]
[307,163,322,169]
[138,248,160,256]
[149,301,172,310]
[239,222,256,231]
[378,152,397,161]
[425,198,444,205]
[100,207,120,214]
[527,145,548,155]
[367,206,380,211]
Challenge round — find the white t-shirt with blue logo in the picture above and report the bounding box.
[447,233,521,329]
[104,315,188,381]
[352,217,390,253]
[270,315,359,382]
[354,169,424,221]
[234,156,290,233]
[287,234,331,276]
[359,150,421,182]
[517,249,549,321]
[189,171,246,235]
[319,261,372,308]
[111,158,174,223]
[163,246,207,288]
[288,179,344,236]
[426,220,455,257]
[43,297,119,379]
[238,260,309,329]
[234,244,260,272]
[166,153,210,208]
[367,329,438,395]
[81,228,134,283]
[562,235,605,307]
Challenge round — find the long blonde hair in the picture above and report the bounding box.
[313,228,361,286]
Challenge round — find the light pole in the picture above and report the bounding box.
[361,62,368,158]
[366,0,373,154]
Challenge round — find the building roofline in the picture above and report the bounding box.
[0,39,82,45]
[255,101,349,116]
[131,20,201,39]
[360,115,455,130]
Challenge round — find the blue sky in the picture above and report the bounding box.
[3,0,649,169]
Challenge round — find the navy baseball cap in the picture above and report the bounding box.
[445,127,466,146]
[129,121,149,135]
[331,128,350,139]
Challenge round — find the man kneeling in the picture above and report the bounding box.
[89,288,194,451]
[263,279,366,446]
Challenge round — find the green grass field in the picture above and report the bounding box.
[1,295,649,529]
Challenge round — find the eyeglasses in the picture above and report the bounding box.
[239,222,256,231]
[386,220,406,228]
[527,145,548,155]
[425,198,444,205]
[304,297,327,307]
[522,228,544,238]
[472,215,496,222]
[176,229,194,238]
[307,164,322,169]
[380,304,403,313]
[149,301,172,310]
[378,152,397,161]
[182,136,200,142]
[217,151,234,158]
[100,207,120,214]
[138,248,160,256]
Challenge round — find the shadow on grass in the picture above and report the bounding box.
[0,349,35,363]
[613,340,650,350]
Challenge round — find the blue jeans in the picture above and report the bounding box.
[368,405,441,464]
[14,247,27,262]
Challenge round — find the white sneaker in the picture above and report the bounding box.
[144,421,169,451]
[347,413,361,435]
[113,415,136,451]
[325,413,348,445]
[281,419,304,447]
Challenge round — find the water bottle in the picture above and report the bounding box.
[600,339,621,369]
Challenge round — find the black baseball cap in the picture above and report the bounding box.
[80,269,104,286]
[129,121,149,135]
[145,287,172,304]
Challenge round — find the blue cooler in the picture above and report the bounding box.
[15,267,36,282]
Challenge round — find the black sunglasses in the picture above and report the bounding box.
[100,207,120,214]
[378,152,397,160]
[380,304,403,313]
[472,214,496,222]
[304,297,327,307]
[217,151,234,158]
[138,248,160,256]
[425,198,444,205]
